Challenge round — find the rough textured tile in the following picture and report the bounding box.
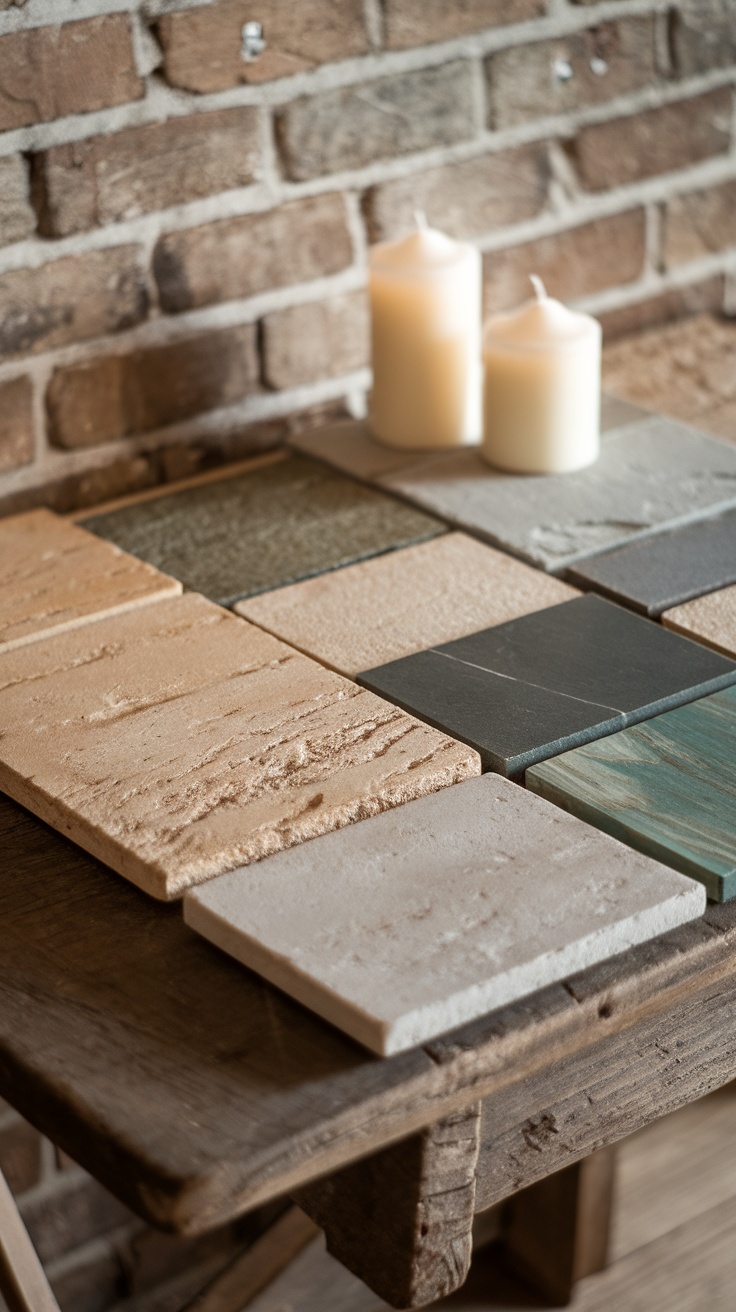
[567,508,736,616]
[238,533,578,677]
[528,686,736,902]
[664,584,736,659]
[185,774,704,1055]
[380,416,736,573]
[82,455,444,605]
[0,594,479,900]
[358,594,736,777]
[0,509,181,652]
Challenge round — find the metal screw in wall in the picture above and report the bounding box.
[242,21,266,61]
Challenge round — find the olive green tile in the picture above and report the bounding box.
[82,454,445,605]
[527,685,736,901]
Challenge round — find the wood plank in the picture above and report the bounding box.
[0,1167,61,1312]
[1,793,736,1237]
[295,1106,481,1308]
[182,1206,318,1312]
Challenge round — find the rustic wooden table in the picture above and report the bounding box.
[2,788,736,1309]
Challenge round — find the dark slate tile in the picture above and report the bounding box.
[357,594,736,777]
[81,454,445,605]
[566,508,736,616]
[527,685,736,902]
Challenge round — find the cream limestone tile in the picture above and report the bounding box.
[0,509,181,652]
[663,584,736,658]
[0,593,479,900]
[236,533,578,677]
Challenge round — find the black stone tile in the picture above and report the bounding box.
[357,594,736,777]
[82,454,445,605]
[566,508,736,616]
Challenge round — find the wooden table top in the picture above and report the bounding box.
[3,789,736,1240]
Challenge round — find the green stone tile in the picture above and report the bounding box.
[82,454,445,605]
[527,686,736,902]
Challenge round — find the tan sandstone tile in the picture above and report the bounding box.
[663,584,736,659]
[0,508,181,652]
[0,593,479,900]
[237,533,578,677]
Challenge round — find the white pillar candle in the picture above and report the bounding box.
[482,277,601,474]
[368,216,482,450]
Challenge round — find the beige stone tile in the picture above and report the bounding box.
[0,509,181,652]
[237,533,578,677]
[663,584,736,659]
[0,593,479,900]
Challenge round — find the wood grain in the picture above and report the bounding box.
[1,792,735,1240]
[296,1106,480,1308]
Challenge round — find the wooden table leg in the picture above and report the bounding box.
[501,1145,617,1306]
[294,1103,481,1309]
[0,1166,61,1312]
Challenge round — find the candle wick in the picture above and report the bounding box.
[414,210,428,231]
[530,274,548,302]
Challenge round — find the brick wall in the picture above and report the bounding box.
[0,0,734,513]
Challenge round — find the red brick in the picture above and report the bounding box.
[0,17,142,131]
[486,18,659,129]
[366,144,550,242]
[0,456,160,519]
[33,108,261,239]
[384,0,544,49]
[0,376,33,472]
[673,0,736,75]
[0,156,35,248]
[47,325,260,449]
[158,0,369,92]
[0,1117,43,1195]
[275,62,474,182]
[20,1174,131,1264]
[0,246,147,359]
[483,211,646,313]
[262,291,369,389]
[153,195,353,314]
[597,276,725,341]
[663,180,736,268]
[572,89,733,192]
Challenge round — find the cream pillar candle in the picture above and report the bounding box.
[482,277,601,474]
[368,216,481,450]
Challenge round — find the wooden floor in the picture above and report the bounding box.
[242,1086,736,1312]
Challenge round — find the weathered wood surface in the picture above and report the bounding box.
[296,1106,480,1308]
[3,793,736,1241]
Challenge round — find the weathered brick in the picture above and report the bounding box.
[0,456,159,520]
[20,1173,131,1265]
[597,276,725,340]
[154,195,352,314]
[572,89,733,192]
[0,1117,43,1195]
[0,247,147,360]
[483,211,646,312]
[48,1239,124,1312]
[276,62,475,182]
[0,156,35,248]
[672,0,736,75]
[663,180,736,268]
[486,18,659,129]
[158,0,369,92]
[47,325,260,449]
[33,108,261,239]
[0,376,33,472]
[0,17,142,131]
[262,291,369,389]
[385,0,544,49]
[366,144,550,242]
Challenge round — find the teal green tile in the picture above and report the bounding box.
[526,685,736,902]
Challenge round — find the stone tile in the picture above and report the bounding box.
[566,508,736,616]
[527,685,736,902]
[237,533,578,677]
[358,594,736,777]
[663,583,736,659]
[184,774,704,1055]
[82,454,444,606]
[379,415,736,573]
[0,509,181,652]
[0,593,479,900]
